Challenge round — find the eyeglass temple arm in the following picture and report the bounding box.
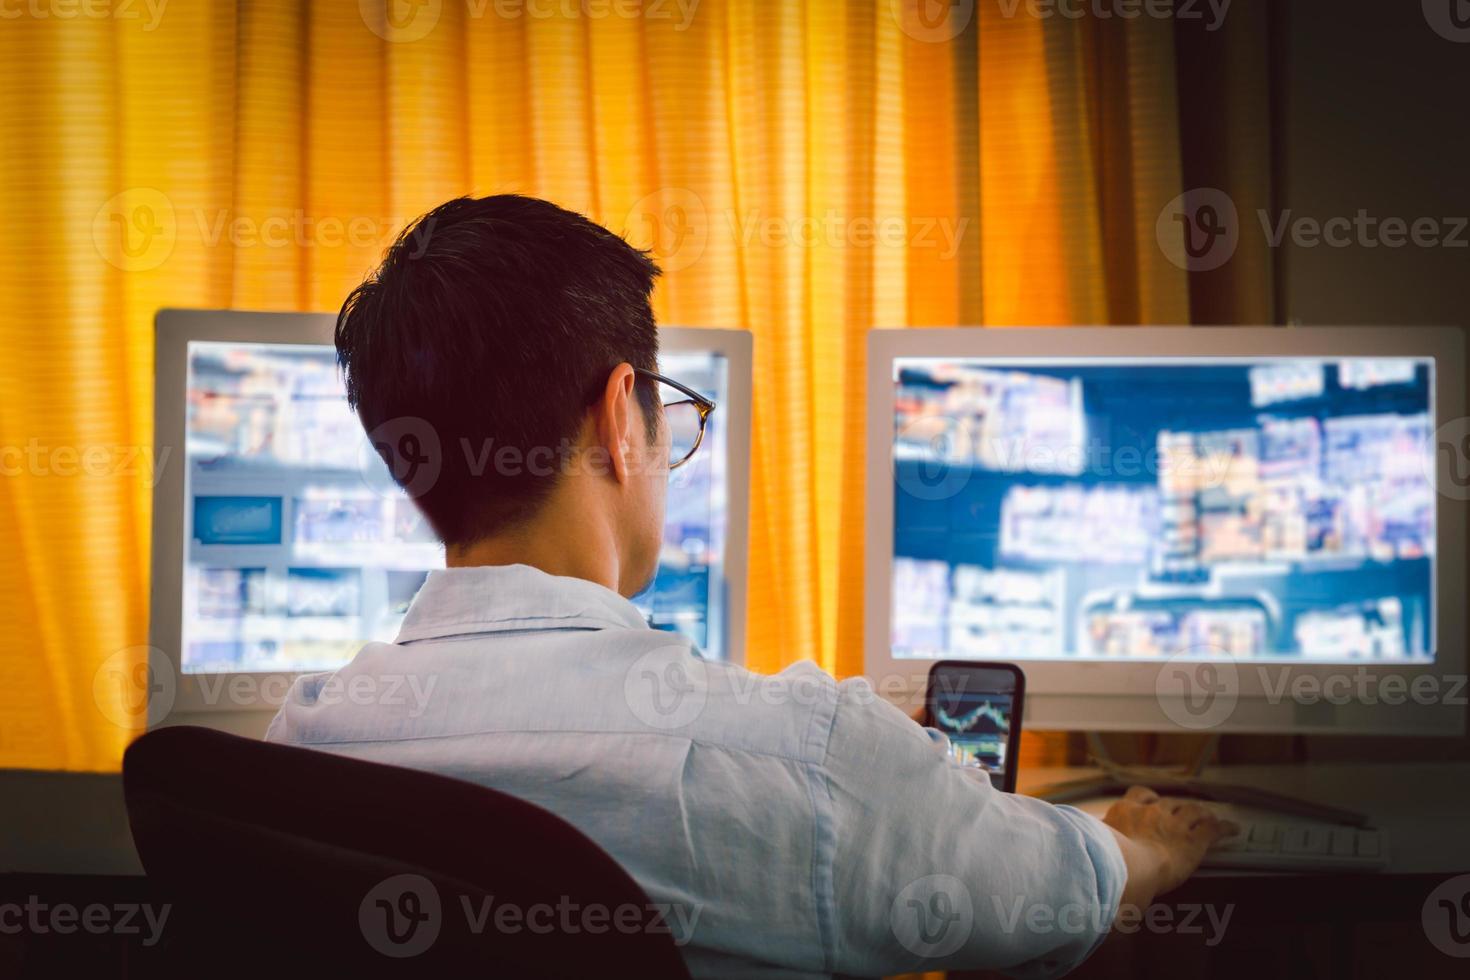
[636,367,715,411]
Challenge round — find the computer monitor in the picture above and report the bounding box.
[151,309,750,723]
[866,327,1466,735]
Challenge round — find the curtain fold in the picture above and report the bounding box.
[0,0,1264,771]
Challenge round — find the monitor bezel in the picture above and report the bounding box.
[865,326,1467,735]
[151,309,751,723]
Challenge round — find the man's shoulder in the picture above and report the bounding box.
[617,646,845,765]
[637,650,914,767]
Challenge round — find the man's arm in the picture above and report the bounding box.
[904,705,1233,913]
[824,682,1232,977]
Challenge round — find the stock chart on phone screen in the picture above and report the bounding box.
[891,357,1436,664]
[932,689,1013,789]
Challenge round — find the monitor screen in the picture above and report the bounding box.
[890,356,1436,664]
[181,341,731,674]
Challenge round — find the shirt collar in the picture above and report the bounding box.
[395,564,651,643]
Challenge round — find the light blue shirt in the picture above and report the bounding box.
[266,564,1124,978]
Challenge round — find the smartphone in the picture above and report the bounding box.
[924,661,1025,792]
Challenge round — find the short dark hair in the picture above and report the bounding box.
[336,194,661,545]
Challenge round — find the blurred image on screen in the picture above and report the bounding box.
[891,357,1435,663]
[631,353,730,659]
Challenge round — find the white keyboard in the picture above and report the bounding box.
[1070,796,1388,872]
[1204,819,1386,872]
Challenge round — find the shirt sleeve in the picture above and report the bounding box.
[818,677,1125,978]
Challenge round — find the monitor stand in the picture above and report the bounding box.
[1029,733,1371,827]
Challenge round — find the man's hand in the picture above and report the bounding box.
[1101,785,1237,909]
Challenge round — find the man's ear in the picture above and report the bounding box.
[595,363,638,484]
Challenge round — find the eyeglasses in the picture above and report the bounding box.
[634,368,716,470]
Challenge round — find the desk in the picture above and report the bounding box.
[5,764,1468,977]
[973,763,1470,979]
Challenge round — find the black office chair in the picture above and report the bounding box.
[123,726,692,979]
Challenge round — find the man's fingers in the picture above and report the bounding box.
[1176,805,1235,840]
[1123,784,1159,804]
[1166,800,1210,829]
[1186,812,1220,832]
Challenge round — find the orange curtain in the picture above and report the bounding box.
[0,0,1266,771]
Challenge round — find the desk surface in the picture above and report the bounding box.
[1019,762,1470,875]
[5,761,1469,877]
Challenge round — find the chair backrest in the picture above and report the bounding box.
[123,726,692,978]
